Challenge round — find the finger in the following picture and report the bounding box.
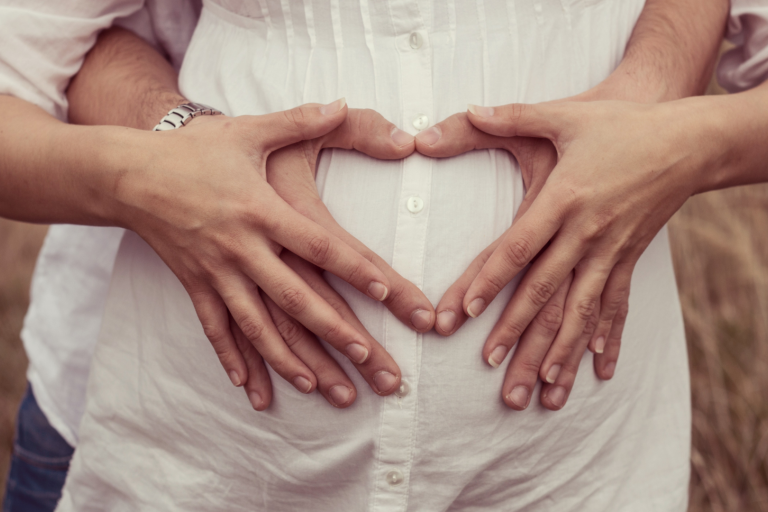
[323,108,416,158]
[588,261,634,356]
[538,258,611,386]
[267,145,435,333]
[500,272,572,410]
[254,99,349,152]
[230,315,273,411]
[187,287,248,388]
[539,303,599,411]
[283,251,403,396]
[414,112,511,156]
[216,272,318,395]
[466,102,569,140]
[463,190,568,318]
[594,297,629,380]
[478,234,582,364]
[434,239,500,336]
[246,248,402,394]
[262,197,391,303]
[262,291,358,408]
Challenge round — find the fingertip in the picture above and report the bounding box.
[390,127,415,148]
[229,370,244,387]
[465,297,487,318]
[293,375,315,394]
[505,385,531,411]
[542,384,567,410]
[435,310,457,335]
[319,97,347,116]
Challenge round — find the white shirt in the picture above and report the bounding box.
[0,0,763,509]
[56,1,689,511]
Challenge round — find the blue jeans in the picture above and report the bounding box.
[2,384,73,512]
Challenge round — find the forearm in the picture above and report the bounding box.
[0,95,146,225]
[589,0,728,102]
[696,79,768,192]
[67,26,186,130]
[0,27,183,225]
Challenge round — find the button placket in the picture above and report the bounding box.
[370,23,433,512]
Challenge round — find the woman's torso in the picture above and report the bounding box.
[58,1,691,511]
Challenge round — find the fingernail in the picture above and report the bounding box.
[390,127,414,146]
[595,336,606,354]
[467,298,486,318]
[411,309,433,331]
[436,310,456,333]
[320,98,346,115]
[293,375,313,393]
[468,104,495,117]
[248,391,263,410]
[374,371,398,394]
[604,362,616,378]
[368,281,389,301]
[415,125,442,146]
[329,385,352,407]
[488,345,508,368]
[507,386,530,409]
[229,371,242,387]
[545,364,561,384]
[547,386,567,408]
[346,343,369,364]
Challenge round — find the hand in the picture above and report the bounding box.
[449,99,699,407]
[114,100,408,402]
[256,108,435,408]
[416,113,604,411]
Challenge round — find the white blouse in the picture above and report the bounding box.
[56,1,694,511]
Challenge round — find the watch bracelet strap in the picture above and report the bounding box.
[153,102,223,131]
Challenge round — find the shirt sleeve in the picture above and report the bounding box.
[717,0,768,93]
[0,0,145,120]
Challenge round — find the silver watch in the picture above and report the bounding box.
[153,102,223,131]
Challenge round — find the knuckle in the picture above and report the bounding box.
[615,301,630,322]
[533,303,564,336]
[582,315,598,337]
[283,107,308,134]
[502,319,525,341]
[201,323,228,349]
[278,287,309,316]
[603,289,628,316]
[515,357,545,377]
[502,237,534,270]
[573,297,598,322]
[275,317,304,347]
[239,317,266,344]
[527,278,558,309]
[305,235,333,266]
[321,321,344,342]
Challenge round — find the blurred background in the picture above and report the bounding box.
[1,51,767,512]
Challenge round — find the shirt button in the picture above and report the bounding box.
[412,114,429,131]
[409,32,423,50]
[406,196,424,214]
[386,470,404,486]
[394,381,410,398]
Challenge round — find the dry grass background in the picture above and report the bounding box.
[1,52,767,511]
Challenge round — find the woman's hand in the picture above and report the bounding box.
[112,101,410,403]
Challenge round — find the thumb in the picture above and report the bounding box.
[254,99,348,152]
[467,102,565,140]
[321,108,415,160]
